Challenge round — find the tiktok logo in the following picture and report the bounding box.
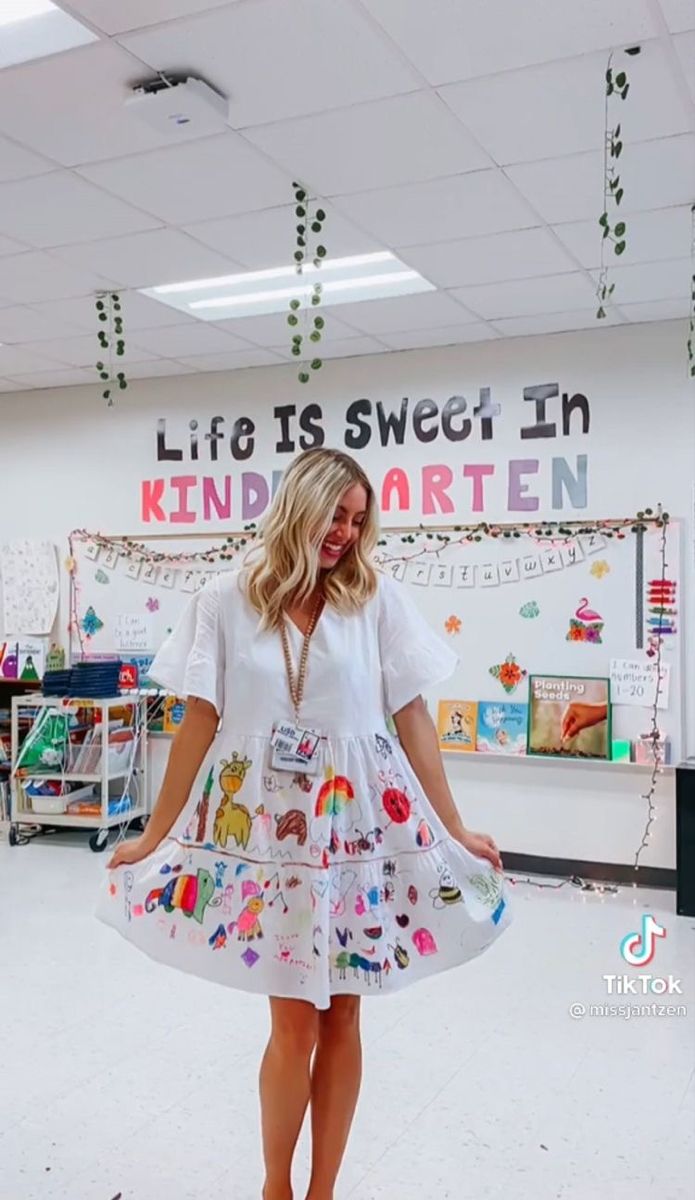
[620,914,666,967]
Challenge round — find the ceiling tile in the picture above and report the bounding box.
[214,311,359,347]
[400,227,576,288]
[272,336,388,361]
[0,234,29,257]
[440,42,690,165]
[0,345,78,374]
[0,171,160,248]
[379,323,498,349]
[185,204,378,269]
[64,1,234,36]
[362,0,656,85]
[0,135,55,183]
[507,135,695,223]
[0,42,209,168]
[51,229,242,289]
[334,171,537,248]
[29,291,199,334]
[552,205,693,269]
[620,297,691,321]
[657,0,695,33]
[175,349,285,371]
[126,322,254,356]
[327,290,476,334]
[0,305,87,344]
[121,0,420,128]
[245,93,492,196]
[4,367,97,390]
[78,133,289,225]
[673,31,695,103]
[451,272,597,319]
[0,251,116,303]
[592,257,690,304]
[125,360,199,379]
[20,335,156,368]
[490,309,623,337]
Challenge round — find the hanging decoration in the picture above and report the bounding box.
[596,45,640,319]
[689,203,695,378]
[288,181,326,383]
[633,508,669,870]
[95,292,128,405]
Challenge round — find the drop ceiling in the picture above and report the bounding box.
[0,0,693,392]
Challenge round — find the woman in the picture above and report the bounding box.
[100,447,510,1200]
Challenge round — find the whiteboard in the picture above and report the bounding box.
[70,522,683,758]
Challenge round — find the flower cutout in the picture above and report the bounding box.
[444,615,462,635]
[80,606,104,637]
[146,596,160,613]
[590,559,610,579]
[519,601,540,619]
[489,653,527,694]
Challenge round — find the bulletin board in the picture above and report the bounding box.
[375,519,683,762]
[68,518,683,759]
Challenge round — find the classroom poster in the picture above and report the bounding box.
[528,675,611,760]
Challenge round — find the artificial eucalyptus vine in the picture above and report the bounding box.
[688,203,695,378]
[95,292,128,405]
[288,181,327,383]
[596,46,640,319]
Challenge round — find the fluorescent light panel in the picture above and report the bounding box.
[141,252,434,320]
[0,1,97,68]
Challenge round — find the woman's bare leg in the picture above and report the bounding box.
[305,996,362,1200]
[260,997,319,1200]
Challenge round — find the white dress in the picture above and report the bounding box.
[97,569,511,1010]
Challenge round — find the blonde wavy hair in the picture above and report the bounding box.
[243,448,380,629]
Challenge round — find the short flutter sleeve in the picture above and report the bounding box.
[377,573,459,715]
[149,575,225,717]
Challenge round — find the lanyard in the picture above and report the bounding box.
[279,591,324,723]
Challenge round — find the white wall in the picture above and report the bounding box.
[2,320,692,870]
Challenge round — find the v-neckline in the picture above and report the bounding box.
[285,599,326,640]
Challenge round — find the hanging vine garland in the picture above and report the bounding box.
[596,46,640,320]
[688,203,695,378]
[288,181,326,383]
[95,292,128,405]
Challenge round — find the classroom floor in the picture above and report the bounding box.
[1,835,693,1200]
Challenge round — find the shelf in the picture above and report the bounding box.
[14,771,134,783]
[10,806,147,830]
[441,750,674,774]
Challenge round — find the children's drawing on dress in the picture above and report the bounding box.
[488,652,527,694]
[0,539,59,635]
[412,928,438,956]
[274,809,308,847]
[145,868,216,924]
[213,754,264,850]
[228,879,265,942]
[314,769,355,818]
[566,597,604,644]
[430,865,464,909]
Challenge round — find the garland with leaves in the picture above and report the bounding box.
[95,292,128,405]
[288,182,326,383]
[596,46,640,319]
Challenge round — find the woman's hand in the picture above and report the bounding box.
[454,827,503,872]
[107,833,159,870]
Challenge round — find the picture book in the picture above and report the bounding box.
[528,675,611,760]
[476,702,528,755]
[437,700,478,752]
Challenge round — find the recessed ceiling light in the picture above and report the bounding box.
[0,1,97,68]
[140,251,434,321]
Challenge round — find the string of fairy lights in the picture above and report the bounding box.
[67,508,672,890]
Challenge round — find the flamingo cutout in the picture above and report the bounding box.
[575,597,603,621]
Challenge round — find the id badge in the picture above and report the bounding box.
[270,720,322,775]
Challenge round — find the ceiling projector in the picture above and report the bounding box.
[125,75,229,136]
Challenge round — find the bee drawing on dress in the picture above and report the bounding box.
[430,864,463,909]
